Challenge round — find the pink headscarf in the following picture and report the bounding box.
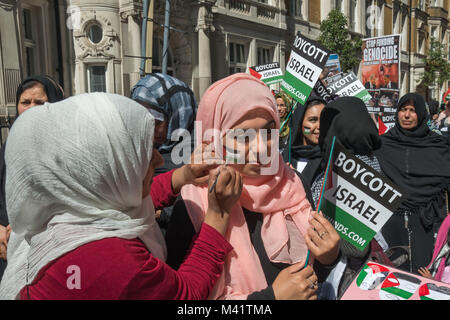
[181,73,313,299]
[427,215,450,282]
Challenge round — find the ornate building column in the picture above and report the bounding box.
[193,1,215,98]
[120,3,143,89]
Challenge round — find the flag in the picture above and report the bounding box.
[356,262,390,291]
[316,136,336,211]
[379,272,421,300]
[418,283,450,300]
[378,116,388,135]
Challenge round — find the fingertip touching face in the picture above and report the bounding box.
[398,101,418,130]
[276,98,288,118]
[17,83,48,115]
[302,103,325,146]
[224,109,276,177]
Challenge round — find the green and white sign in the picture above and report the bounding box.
[321,142,404,251]
[249,62,283,85]
[281,32,330,104]
[326,72,372,104]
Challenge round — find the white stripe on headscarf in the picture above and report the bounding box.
[0,93,167,299]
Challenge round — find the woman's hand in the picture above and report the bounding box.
[205,166,243,235]
[305,211,341,266]
[418,267,433,280]
[272,262,318,300]
[171,143,221,193]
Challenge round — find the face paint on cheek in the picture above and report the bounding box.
[303,127,312,135]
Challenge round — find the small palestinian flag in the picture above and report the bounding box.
[379,272,421,300]
[418,283,450,300]
[378,116,388,135]
[249,63,283,86]
[356,262,390,291]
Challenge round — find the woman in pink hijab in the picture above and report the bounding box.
[165,74,341,300]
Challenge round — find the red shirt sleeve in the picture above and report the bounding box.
[150,169,179,210]
[122,224,232,299]
[20,224,232,300]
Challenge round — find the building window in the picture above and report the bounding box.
[22,6,40,77]
[418,33,426,55]
[335,0,342,12]
[88,24,103,44]
[291,0,305,19]
[257,47,272,65]
[87,65,107,93]
[152,37,174,76]
[229,42,247,74]
[365,0,373,37]
[349,0,358,32]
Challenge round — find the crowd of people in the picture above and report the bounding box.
[0,71,448,300]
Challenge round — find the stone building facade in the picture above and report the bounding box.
[0,0,449,142]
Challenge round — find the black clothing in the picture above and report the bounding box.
[165,199,339,300]
[282,95,325,189]
[319,97,381,167]
[375,93,450,273]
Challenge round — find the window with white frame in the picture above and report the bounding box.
[402,11,408,51]
[334,0,342,12]
[257,47,272,65]
[152,37,174,76]
[87,65,107,93]
[291,0,307,20]
[21,5,41,77]
[229,42,248,74]
[349,0,358,32]
[393,6,400,35]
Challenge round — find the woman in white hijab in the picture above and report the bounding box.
[0,92,241,300]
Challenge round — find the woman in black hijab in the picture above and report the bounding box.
[0,75,64,280]
[311,96,383,300]
[283,95,326,189]
[375,93,450,274]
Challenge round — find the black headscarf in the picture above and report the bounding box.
[319,96,381,167]
[375,93,450,228]
[1,75,64,227]
[15,75,64,116]
[282,95,325,188]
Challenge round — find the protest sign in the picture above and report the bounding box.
[324,53,341,77]
[282,32,331,104]
[361,34,401,134]
[341,261,450,300]
[320,141,404,251]
[326,71,372,104]
[249,62,283,85]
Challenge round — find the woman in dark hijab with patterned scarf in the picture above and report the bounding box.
[375,93,450,274]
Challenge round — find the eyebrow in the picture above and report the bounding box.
[262,120,276,130]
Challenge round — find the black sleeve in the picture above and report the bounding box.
[313,251,342,283]
[293,170,316,210]
[165,198,197,270]
[0,145,8,227]
[247,286,276,300]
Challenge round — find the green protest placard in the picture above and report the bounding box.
[281,32,331,104]
[249,62,283,85]
[326,71,372,104]
[320,142,404,251]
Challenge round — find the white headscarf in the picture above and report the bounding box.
[0,93,167,299]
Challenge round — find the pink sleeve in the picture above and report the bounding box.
[122,223,233,300]
[150,169,179,210]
